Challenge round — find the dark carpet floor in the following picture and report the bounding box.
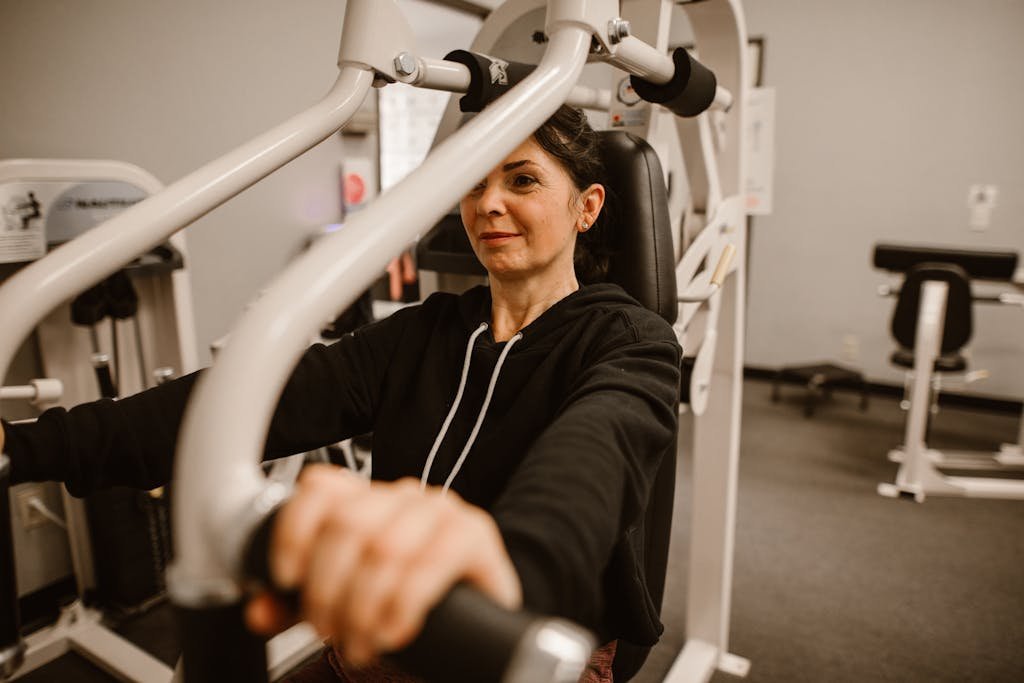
[638,379,1024,683]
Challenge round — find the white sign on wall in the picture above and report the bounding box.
[745,86,775,216]
[378,84,451,192]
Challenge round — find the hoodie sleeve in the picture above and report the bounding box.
[489,310,681,635]
[2,307,413,496]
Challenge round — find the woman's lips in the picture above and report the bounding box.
[480,232,518,244]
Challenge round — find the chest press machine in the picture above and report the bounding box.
[0,1,751,681]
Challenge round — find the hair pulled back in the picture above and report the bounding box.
[531,105,614,284]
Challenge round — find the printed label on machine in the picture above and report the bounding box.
[0,180,147,263]
[47,181,147,244]
[0,183,49,263]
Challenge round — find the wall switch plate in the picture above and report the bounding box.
[967,184,998,231]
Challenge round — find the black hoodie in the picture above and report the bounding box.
[5,282,681,645]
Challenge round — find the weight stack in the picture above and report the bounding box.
[85,487,172,612]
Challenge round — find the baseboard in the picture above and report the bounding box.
[745,365,1023,415]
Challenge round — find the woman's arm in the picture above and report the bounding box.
[2,372,199,495]
[2,306,413,495]
[491,314,681,631]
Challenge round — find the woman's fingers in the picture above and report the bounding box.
[271,464,365,588]
[341,492,457,655]
[379,502,521,653]
[245,591,298,636]
[302,480,421,636]
[265,470,521,666]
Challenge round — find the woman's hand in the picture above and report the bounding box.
[245,465,521,665]
[386,251,417,301]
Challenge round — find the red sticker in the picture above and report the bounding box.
[344,173,366,206]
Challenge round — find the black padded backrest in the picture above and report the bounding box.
[597,131,678,681]
[601,131,678,324]
[892,262,973,353]
[874,243,1018,281]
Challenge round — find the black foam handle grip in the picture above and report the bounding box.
[242,509,538,682]
[630,47,718,117]
[444,50,536,113]
[0,458,24,665]
[105,271,139,319]
[176,601,269,683]
[70,282,109,327]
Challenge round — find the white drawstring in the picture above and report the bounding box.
[441,331,522,494]
[420,322,489,490]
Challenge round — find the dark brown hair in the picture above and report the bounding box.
[532,105,615,284]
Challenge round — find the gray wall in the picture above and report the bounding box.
[738,0,1024,398]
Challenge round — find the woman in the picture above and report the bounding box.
[1,105,681,681]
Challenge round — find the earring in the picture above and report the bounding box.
[580,221,589,232]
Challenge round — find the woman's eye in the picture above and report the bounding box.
[511,175,537,189]
[468,182,486,196]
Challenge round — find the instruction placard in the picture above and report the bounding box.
[0,180,146,263]
[1,183,48,263]
[745,86,775,216]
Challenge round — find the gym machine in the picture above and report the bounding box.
[423,1,750,679]
[0,159,197,680]
[0,0,751,680]
[874,243,1024,502]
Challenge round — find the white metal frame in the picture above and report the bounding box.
[878,281,1024,502]
[0,1,752,680]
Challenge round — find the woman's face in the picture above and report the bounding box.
[460,137,601,283]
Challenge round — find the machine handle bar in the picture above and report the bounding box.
[239,508,595,683]
[0,378,63,405]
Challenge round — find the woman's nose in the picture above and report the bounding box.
[476,183,506,216]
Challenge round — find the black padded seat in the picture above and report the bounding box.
[595,131,676,682]
[890,347,967,373]
[888,262,973,376]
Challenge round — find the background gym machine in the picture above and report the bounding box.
[874,243,1024,502]
[0,159,196,680]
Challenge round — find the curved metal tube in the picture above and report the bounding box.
[0,67,374,388]
[169,24,594,602]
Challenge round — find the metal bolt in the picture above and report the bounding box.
[153,366,175,385]
[608,18,631,44]
[393,52,417,77]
